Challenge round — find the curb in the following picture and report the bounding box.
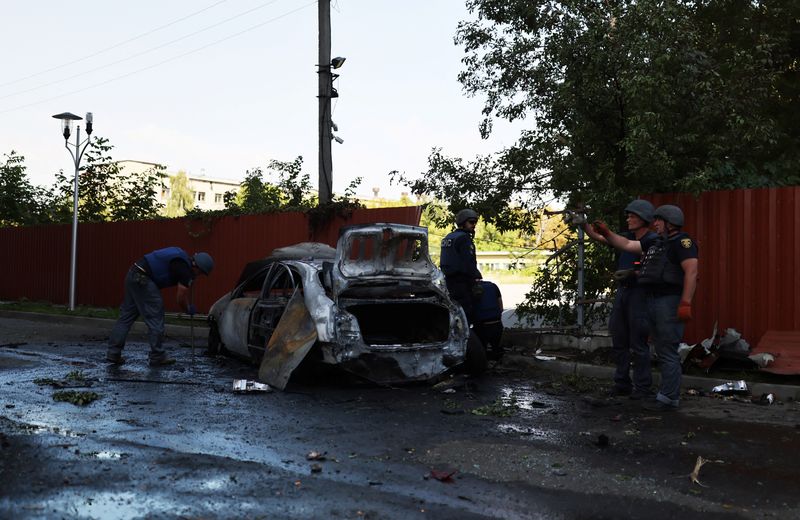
[507,355,800,401]
[0,309,207,342]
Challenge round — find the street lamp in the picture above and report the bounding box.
[52,111,94,311]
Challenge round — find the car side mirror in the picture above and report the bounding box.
[322,261,333,291]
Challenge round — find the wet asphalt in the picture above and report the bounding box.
[1,316,799,519]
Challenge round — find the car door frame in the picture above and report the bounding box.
[247,262,299,360]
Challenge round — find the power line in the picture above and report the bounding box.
[1,0,293,101]
[0,0,229,89]
[0,1,316,114]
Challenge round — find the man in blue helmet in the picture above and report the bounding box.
[585,199,657,399]
[593,204,699,412]
[106,247,214,367]
[440,208,482,324]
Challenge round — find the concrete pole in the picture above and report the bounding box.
[68,125,81,311]
[318,0,332,204]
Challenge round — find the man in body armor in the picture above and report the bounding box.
[106,247,214,367]
[592,205,698,411]
[584,199,657,399]
[440,209,483,324]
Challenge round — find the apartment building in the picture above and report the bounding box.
[116,160,240,212]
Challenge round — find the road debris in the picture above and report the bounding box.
[689,456,708,487]
[711,380,748,395]
[310,463,322,473]
[232,380,272,393]
[306,451,327,461]
[426,469,457,483]
[753,393,775,405]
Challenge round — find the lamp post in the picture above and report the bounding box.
[52,111,94,311]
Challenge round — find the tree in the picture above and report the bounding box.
[0,151,50,226]
[397,0,800,327]
[164,171,195,217]
[50,137,165,223]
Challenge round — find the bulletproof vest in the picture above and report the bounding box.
[144,247,192,289]
[637,235,685,287]
[440,229,475,279]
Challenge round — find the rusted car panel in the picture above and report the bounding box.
[207,226,470,386]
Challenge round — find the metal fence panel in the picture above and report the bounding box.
[0,206,422,312]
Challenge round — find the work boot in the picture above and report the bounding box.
[105,353,125,365]
[608,385,632,398]
[148,356,176,367]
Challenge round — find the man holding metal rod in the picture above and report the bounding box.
[106,247,214,367]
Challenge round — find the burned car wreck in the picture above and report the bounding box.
[207,223,485,389]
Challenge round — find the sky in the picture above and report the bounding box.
[0,0,525,200]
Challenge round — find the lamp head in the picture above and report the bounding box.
[330,56,346,69]
[52,112,82,140]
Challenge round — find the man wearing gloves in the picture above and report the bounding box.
[592,205,698,411]
[106,247,214,367]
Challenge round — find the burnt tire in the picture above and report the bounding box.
[464,330,488,375]
[207,321,222,356]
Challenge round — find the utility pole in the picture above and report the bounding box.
[318,0,332,204]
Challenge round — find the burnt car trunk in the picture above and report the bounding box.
[343,300,451,345]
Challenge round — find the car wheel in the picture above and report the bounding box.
[207,321,222,356]
[464,329,487,375]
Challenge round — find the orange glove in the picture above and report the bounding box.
[592,220,611,237]
[677,300,692,322]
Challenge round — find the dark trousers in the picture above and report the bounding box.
[108,268,167,361]
[609,285,652,392]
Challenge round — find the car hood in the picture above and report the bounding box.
[333,223,438,294]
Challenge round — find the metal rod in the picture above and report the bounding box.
[576,225,585,334]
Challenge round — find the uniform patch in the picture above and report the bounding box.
[680,238,693,249]
[441,238,453,247]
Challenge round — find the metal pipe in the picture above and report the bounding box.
[68,126,81,311]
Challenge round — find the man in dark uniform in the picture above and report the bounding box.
[106,247,214,366]
[440,208,482,323]
[593,204,699,411]
[584,199,657,399]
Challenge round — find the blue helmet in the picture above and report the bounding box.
[193,252,214,275]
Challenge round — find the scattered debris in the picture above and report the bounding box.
[34,372,94,389]
[310,463,322,473]
[753,393,775,405]
[232,380,272,393]
[689,456,708,487]
[711,380,748,396]
[52,390,100,406]
[748,352,775,368]
[306,451,327,461]
[471,397,519,417]
[442,388,456,394]
[426,469,457,483]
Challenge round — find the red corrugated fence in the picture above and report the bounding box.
[0,206,422,312]
[647,186,800,346]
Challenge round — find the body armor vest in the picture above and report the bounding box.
[637,235,685,287]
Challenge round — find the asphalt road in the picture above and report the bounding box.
[1,315,799,519]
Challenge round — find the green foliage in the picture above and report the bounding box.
[0,151,53,226]
[50,137,164,223]
[397,0,800,328]
[164,171,195,217]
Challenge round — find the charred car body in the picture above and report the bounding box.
[208,223,485,388]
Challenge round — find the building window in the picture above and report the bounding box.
[197,192,205,202]
[215,193,223,203]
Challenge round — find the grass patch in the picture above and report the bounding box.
[471,396,520,417]
[52,391,100,406]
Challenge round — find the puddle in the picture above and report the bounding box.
[91,450,126,460]
[499,386,556,411]
[200,476,230,491]
[19,422,85,438]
